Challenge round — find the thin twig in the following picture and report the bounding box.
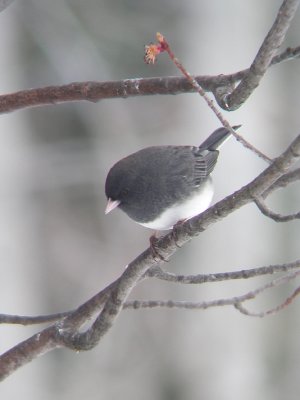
[235,285,300,317]
[147,33,272,163]
[147,260,300,284]
[271,45,300,65]
[0,312,69,325]
[124,271,300,312]
[255,195,300,222]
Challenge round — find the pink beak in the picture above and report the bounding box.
[105,198,121,215]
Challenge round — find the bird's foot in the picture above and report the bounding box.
[149,233,169,262]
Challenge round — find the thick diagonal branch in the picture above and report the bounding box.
[50,134,300,352]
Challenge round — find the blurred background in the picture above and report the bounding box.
[0,0,300,399]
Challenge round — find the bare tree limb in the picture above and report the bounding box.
[262,167,300,197]
[148,260,300,284]
[271,45,300,65]
[61,133,300,352]
[0,311,70,325]
[234,285,300,317]
[1,259,299,326]
[0,46,299,115]
[124,270,300,311]
[224,0,300,110]
[2,269,298,380]
[254,196,300,222]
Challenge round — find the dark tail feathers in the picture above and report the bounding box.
[199,125,241,151]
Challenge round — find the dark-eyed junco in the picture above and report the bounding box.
[105,126,239,230]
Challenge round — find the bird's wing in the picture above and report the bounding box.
[193,149,219,186]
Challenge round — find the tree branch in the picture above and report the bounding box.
[224,0,300,110]
[0,311,70,325]
[124,271,300,312]
[61,133,300,352]
[262,167,300,197]
[255,195,300,222]
[271,45,300,65]
[234,285,300,317]
[1,132,299,380]
[148,260,300,284]
[0,46,299,115]
[2,259,299,326]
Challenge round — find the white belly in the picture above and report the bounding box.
[140,180,214,230]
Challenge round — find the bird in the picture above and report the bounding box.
[105,126,239,231]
